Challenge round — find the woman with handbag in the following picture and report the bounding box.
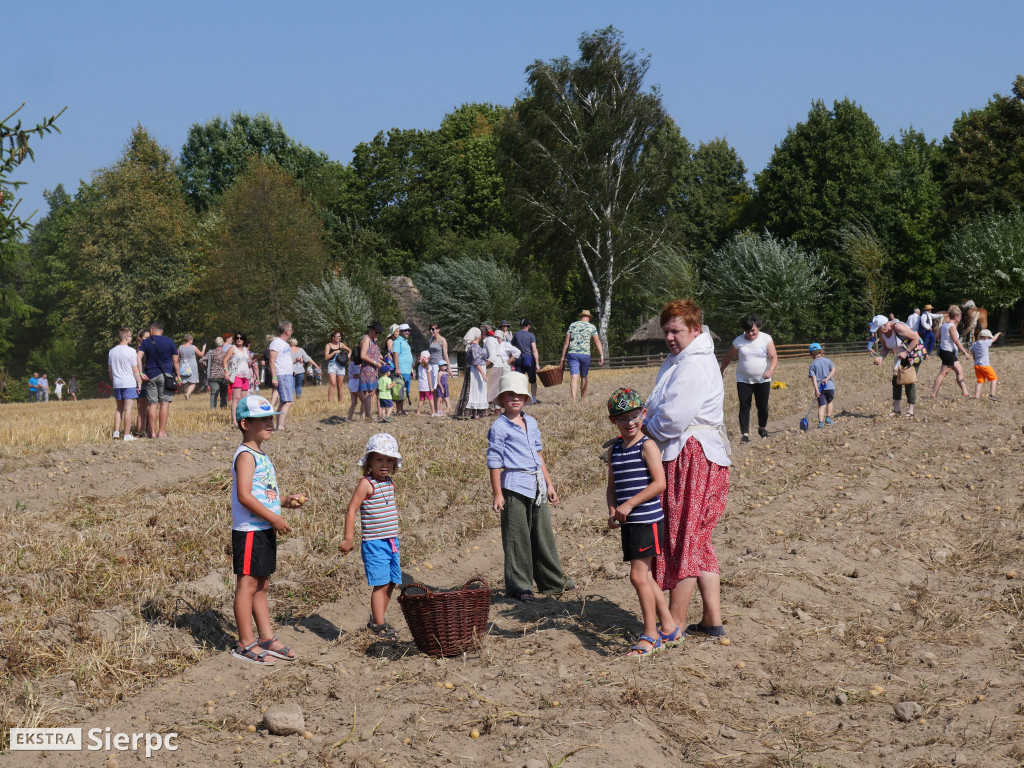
[870,314,923,418]
[177,333,206,401]
[323,330,352,405]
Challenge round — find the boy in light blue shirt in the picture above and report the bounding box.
[808,343,836,428]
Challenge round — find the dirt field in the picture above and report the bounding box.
[2,350,1023,768]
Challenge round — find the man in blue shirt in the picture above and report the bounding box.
[137,322,180,437]
[28,373,40,402]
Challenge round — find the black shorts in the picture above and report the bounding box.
[816,390,835,406]
[232,528,277,577]
[938,349,957,366]
[514,354,537,384]
[620,519,665,561]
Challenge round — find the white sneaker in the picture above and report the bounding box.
[122,434,137,442]
[112,431,120,439]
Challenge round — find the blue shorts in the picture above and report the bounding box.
[361,537,402,587]
[816,390,835,406]
[566,353,591,377]
[327,359,346,376]
[276,371,295,403]
[113,386,139,400]
[379,398,393,408]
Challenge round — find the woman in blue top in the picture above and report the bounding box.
[392,324,414,413]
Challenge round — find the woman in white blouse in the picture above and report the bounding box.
[718,314,778,442]
[643,299,731,638]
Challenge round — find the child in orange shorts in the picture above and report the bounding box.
[971,329,1001,401]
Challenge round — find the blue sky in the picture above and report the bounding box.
[9,0,1022,225]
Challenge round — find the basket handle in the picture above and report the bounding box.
[463,577,489,590]
[399,582,435,598]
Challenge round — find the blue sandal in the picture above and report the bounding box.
[627,634,662,657]
[659,626,685,647]
[686,622,726,638]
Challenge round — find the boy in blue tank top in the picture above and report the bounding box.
[230,395,307,665]
[606,387,682,656]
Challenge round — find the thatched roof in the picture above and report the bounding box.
[626,315,720,345]
[387,276,428,351]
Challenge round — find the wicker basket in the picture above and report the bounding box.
[537,366,564,388]
[398,578,492,657]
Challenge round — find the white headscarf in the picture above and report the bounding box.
[463,327,482,343]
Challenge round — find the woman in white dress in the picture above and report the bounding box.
[482,324,507,413]
[464,327,489,419]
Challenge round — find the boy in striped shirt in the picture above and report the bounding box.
[606,388,683,656]
[340,433,403,639]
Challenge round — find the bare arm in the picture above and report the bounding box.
[441,337,450,367]
[764,340,778,379]
[606,461,619,528]
[339,478,371,554]
[951,327,969,357]
[592,333,604,365]
[559,333,570,364]
[538,450,558,505]
[490,468,504,512]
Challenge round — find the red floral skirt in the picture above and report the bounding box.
[654,436,730,591]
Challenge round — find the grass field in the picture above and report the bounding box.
[4,351,1021,766]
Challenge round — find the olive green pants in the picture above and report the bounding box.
[500,489,574,597]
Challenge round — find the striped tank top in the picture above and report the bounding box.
[609,436,663,524]
[359,476,400,540]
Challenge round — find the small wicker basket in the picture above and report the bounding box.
[398,578,492,657]
[537,366,564,387]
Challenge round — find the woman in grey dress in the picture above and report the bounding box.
[427,324,450,394]
[178,333,206,400]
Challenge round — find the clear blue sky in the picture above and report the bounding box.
[9,0,1022,226]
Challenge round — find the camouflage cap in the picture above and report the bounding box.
[607,387,645,416]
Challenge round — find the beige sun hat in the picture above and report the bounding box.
[497,372,531,398]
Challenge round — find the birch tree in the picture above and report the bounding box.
[499,27,679,349]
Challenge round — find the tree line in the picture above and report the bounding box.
[2,27,1023,400]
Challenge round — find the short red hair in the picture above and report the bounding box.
[660,299,702,332]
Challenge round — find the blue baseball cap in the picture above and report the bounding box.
[808,343,822,352]
[236,395,281,421]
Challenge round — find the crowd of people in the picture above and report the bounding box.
[34,298,1009,661]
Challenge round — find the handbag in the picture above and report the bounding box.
[895,360,917,385]
[180,359,193,378]
[163,373,179,392]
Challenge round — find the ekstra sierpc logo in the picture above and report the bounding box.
[10,727,179,757]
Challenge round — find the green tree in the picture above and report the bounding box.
[202,157,329,335]
[946,209,1024,330]
[753,98,890,337]
[703,231,831,342]
[66,127,199,354]
[177,112,331,212]
[349,104,510,268]
[1,103,65,245]
[498,27,679,349]
[670,138,751,262]
[837,219,890,315]
[414,255,560,355]
[941,75,1024,227]
[876,129,943,308]
[292,273,371,348]
[0,104,64,364]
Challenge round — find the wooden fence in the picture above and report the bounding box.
[537,330,1024,371]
